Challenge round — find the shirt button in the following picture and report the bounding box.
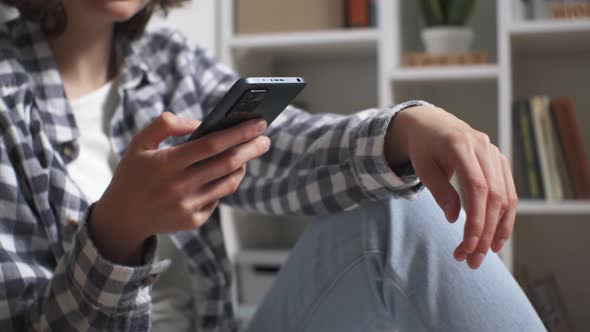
[67,218,78,228]
[62,145,74,158]
[142,274,158,287]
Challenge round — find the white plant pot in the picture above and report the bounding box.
[421,27,474,54]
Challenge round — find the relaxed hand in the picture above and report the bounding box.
[385,105,518,269]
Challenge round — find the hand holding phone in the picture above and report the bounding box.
[91,114,270,265]
[91,77,305,264]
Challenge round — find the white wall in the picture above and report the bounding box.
[149,0,219,56]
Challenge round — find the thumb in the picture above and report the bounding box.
[132,112,201,151]
[415,156,461,223]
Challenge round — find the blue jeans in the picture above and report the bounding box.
[246,189,546,331]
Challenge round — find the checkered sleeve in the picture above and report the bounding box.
[189,43,429,215]
[0,209,169,330]
[223,103,429,215]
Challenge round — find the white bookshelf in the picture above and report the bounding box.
[218,0,590,329]
[510,20,590,53]
[391,64,499,82]
[229,28,379,55]
[518,200,590,215]
[509,18,590,34]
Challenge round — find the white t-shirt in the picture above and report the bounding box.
[67,82,195,331]
[67,82,117,203]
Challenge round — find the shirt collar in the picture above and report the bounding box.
[20,19,157,146]
[116,32,160,91]
[23,20,79,146]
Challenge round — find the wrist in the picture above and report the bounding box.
[384,107,413,168]
[88,201,148,266]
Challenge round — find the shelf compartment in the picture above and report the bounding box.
[230,209,311,250]
[510,20,590,53]
[391,65,499,83]
[229,29,378,56]
[235,249,289,308]
[514,215,590,331]
[391,79,498,146]
[517,200,590,215]
[397,0,498,63]
[511,51,590,160]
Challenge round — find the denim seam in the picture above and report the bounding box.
[383,265,415,299]
[365,251,400,330]
[383,265,445,331]
[294,250,389,332]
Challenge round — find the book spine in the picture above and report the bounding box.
[552,97,590,199]
[531,96,554,200]
[369,0,377,27]
[521,99,545,199]
[513,100,532,198]
[519,0,534,20]
[540,98,565,200]
[530,278,553,329]
[545,274,574,332]
[532,0,552,19]
[531,278,556,331]
[347,0,370,27]
[530,275,574,332]
[549,101,575,199]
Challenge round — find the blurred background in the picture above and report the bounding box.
[92,0,590,330]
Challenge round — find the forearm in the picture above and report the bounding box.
[89,201,148,266]
[223,101,429,215]
[7,219,169,331]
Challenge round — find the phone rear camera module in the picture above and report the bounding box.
[233,89,268,113]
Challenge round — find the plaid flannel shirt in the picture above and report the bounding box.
[0,16,426,332]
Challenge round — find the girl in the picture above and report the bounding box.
[0,0,544,331]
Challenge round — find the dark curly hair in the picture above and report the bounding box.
[1,0,189,40]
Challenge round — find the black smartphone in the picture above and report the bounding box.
[186,77,307,142]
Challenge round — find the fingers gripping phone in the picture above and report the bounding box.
[186,77,307,142]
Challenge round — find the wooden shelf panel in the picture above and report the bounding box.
[391,64,499,83]
[517,200,590,215]
[229,29,378,56]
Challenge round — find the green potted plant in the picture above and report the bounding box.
[420,0,477,54]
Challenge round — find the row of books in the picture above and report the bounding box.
[235,0,376,35]
[515,267,573,332]
[512,96,590,200]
